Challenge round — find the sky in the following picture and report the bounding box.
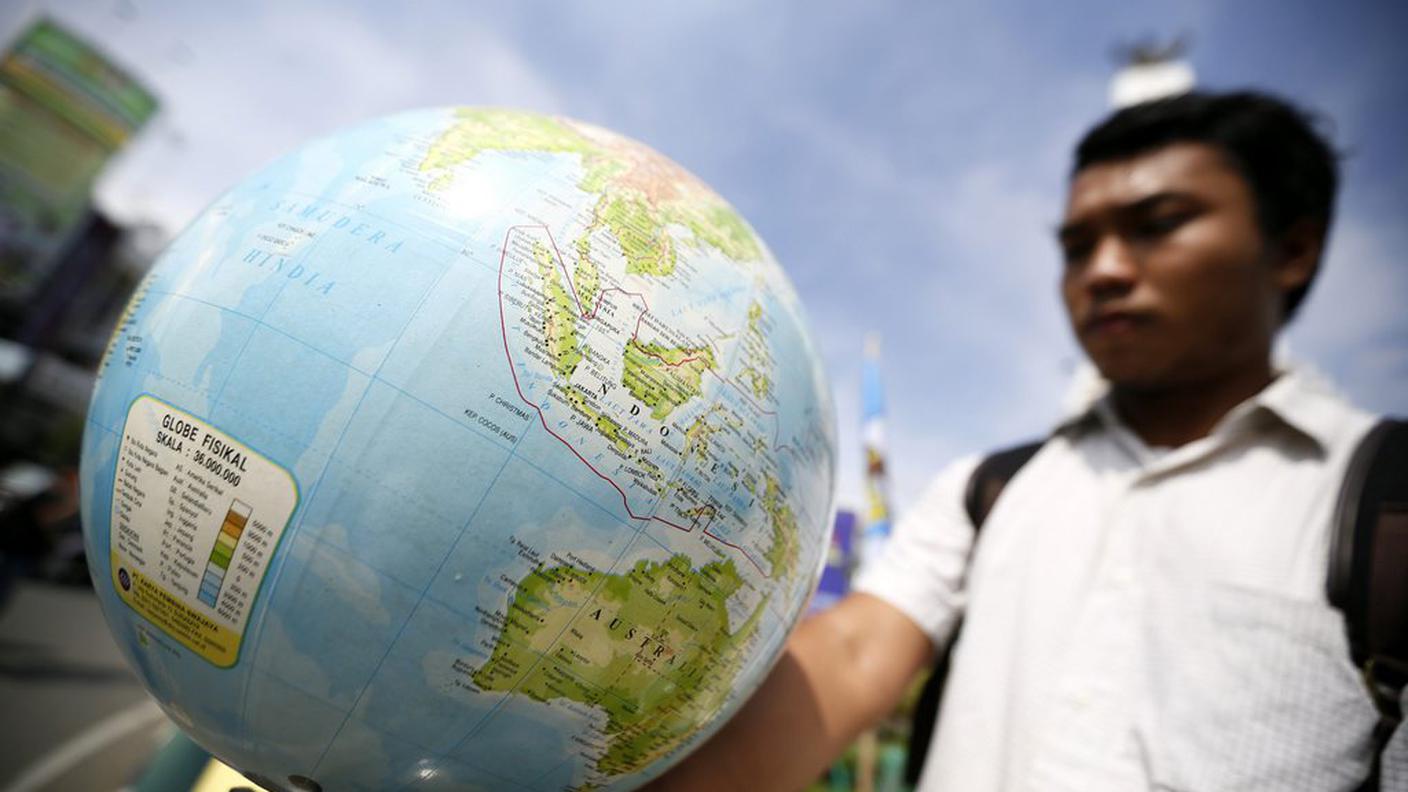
[3,0,1405,513]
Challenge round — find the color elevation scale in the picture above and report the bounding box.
[199,500,251,607]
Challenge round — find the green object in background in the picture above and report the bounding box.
[0,16,156,297]
[877,741,909,792]
[828,759,854,792]
[1,17,157,147]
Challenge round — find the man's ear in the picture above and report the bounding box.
[1273,218,1325,294]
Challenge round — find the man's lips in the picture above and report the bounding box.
[1083,310,1148,336]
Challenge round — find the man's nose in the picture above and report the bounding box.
[1082,235,1139,296]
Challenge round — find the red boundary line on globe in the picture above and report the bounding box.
[534,224,796,458]
[496,223,789,577]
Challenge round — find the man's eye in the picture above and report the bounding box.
[1136,212,1190,237]
[1061,240,1093,264]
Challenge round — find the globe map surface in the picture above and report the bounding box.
[79,108,836,791]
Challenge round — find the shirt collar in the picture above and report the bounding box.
[1052,361,1344,454]
[1242,364,1349,452]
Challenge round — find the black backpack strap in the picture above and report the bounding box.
[1328,418,1408,790]
[905,439,1043,785]
[963,441,1046,528]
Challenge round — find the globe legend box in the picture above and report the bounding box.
[109,394,299,667]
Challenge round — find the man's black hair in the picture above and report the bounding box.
[1074,90,1339,322]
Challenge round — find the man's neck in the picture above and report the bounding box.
[1109,361,1276,449]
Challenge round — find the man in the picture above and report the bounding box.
[650,91,1391,790]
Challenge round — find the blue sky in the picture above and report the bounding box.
[5,0,1405,511]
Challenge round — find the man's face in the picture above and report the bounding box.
[1058,142,1294,392]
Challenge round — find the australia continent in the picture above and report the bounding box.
[472,554,765,780]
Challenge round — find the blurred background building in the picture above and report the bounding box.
[1,15,163,592]
[1,15,161,583]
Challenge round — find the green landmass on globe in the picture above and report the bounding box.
[472,554,763,778]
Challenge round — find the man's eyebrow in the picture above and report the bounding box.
[1055,190,1201,240]
[1122,190,1200,213]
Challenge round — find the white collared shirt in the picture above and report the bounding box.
[854,366,1386,791]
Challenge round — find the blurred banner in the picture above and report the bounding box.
[858,333,892,568]
[810,509,856,614]
[0,16,157,301]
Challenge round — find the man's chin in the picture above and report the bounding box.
[1090,357,1173,394]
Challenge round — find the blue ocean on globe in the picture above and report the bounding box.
[79,107,836,791]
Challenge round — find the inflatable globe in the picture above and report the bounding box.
[79,108,836,791]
